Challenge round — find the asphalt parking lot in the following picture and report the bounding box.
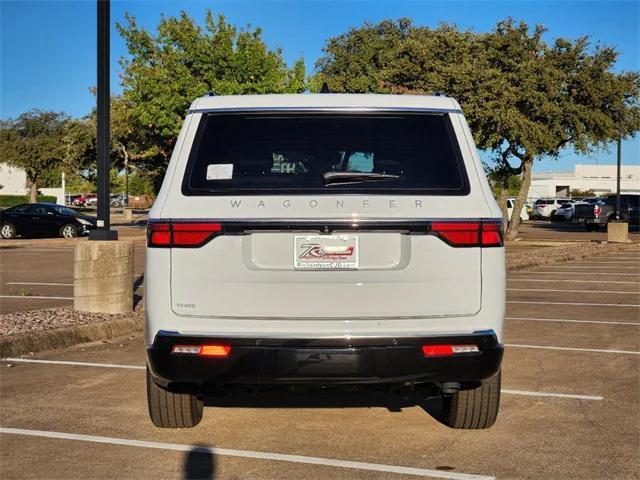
[1,221,637,314]
[0,226,146,314]
[517,220,640,242]
[1,233,639,479]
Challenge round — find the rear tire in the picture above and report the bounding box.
[146,368,203,428]
[441,370,501,429]
[1,223,16,239]
[585,224,597,232]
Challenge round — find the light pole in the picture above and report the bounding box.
[89,0,117,241]
[75,0,133,314]
[615,135,621,220]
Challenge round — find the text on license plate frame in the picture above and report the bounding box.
[293,234,360,270]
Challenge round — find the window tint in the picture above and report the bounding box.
[183,113,469,195]
[7,204,31,213]
[31,205,50,215]
[52,206,78,216]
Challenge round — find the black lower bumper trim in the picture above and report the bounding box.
[147,331,503,386]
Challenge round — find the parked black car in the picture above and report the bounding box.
[0,203,97,239]
[573,194,640,231]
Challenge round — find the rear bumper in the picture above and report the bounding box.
[147,330,503,386]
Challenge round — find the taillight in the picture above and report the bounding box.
[172,344,231,357]
[430,221,502,247]
[147,222,223,248]
[148,222,171,247]
[422,344,479,356]
[172,223,222,247]
[481,222,503,247]
[594,205,602,218]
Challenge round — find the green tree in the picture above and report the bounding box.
[116,11,307,186]
[63,95,156,197]
[316,18,640,239]
[0,110,69,202]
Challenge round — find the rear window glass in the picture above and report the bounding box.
[182,113,469,195]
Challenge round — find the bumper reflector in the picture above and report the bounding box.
[422,344,479,356]
[172,344,232,357]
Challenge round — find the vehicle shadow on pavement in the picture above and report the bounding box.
[204,386,445,424]
[183,444,215,480]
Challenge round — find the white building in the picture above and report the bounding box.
[0,163,64,204]
[529,164,640,199]
[0,162,28,195]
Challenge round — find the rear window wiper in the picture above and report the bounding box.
[324,171,399,186]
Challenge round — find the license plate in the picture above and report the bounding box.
[294,235,359,270]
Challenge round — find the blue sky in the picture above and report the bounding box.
[1,0,638,171]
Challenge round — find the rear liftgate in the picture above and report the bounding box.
[149,219,502,321]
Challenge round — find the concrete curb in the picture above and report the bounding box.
[0,317,142,358]
[1,241,637,358]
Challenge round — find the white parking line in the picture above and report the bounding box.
[0,295,72,300]
[0,250,74,254]
[0,248,75,252]
[527,266,640,270]
[4,282,144,289]
[505,344,640,355]
[506,316,640,326]
[508,300,639,307]
[565,262,640,266]
[501,390,603,401]
[0,427,494,480]
[3,358,145,369]
[507,288,639,295]
[0,358,606,401]
[507,278,639,285]
[598,257,640,260]
[517,271,640,276]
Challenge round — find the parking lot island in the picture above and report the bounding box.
[73,240,134,314]
[608,221,629,243]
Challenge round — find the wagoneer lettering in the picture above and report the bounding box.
[145,93,505,430]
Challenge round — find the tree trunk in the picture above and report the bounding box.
[29,182,38,203]
[497,188,509,233]
[505,157,533,241]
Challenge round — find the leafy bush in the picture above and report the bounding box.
[0,195,57,208]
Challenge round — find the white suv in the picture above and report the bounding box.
[532,197,571,219]
[145,94,505,429]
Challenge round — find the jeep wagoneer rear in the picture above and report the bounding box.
[145,94,505,429]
